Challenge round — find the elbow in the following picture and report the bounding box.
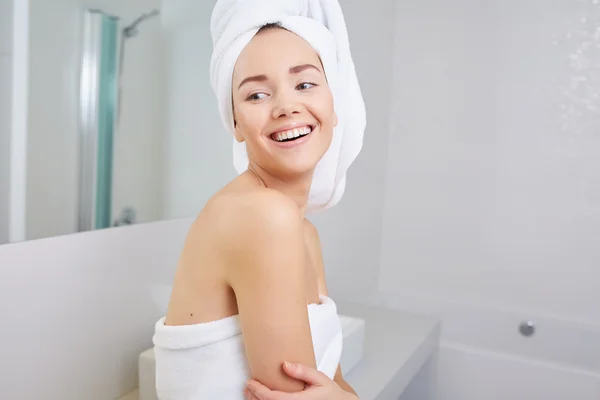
[251,367,306,393]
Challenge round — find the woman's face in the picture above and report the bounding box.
[232,27,337,179]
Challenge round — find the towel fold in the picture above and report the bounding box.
[153,295,343,399]
[210,0,366,212]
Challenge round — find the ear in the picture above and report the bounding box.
[332,110,339,128]
[232,98,245,142]
[233,121,245,143]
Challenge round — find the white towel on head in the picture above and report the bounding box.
[209,0,366,212]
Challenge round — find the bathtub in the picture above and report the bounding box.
[433,342,600,400]
[361,290,600,400]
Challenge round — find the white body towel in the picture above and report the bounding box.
[210,0,366,213]
[153,296,343,399]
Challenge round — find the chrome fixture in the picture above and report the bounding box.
[519,321,535,337]
[123,9,160,38]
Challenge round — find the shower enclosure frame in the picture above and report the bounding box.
[78,9,121,232]
[77,8,160,233]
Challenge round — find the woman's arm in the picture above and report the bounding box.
[246,362,359,400]
[242,221,360,400]
[304,221,358,396]
[218,190,317,393]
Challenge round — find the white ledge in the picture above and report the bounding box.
[337,300,440,399]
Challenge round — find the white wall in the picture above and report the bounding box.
[0,0,11,52]
[0,0,13,244]
[381,0,600,322]
[310,0,396,299]
[160,0,237,220]
[376,0,600,397]
[25,0,163,240]
[111,0,164,226]
[0,217,192,399]
[25,0,80,240]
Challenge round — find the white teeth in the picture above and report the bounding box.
[273,126,312,142]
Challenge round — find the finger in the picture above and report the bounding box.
[246,390,261,400]
[282,362,328,386]
[247,380,279,400]
[244,387,260,400]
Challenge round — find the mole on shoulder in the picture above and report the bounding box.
[190,313,193,317]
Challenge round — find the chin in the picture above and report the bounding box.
[284,145,329,173]
[278,160,320,178]
[255,131,332,176]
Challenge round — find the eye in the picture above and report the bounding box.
[246,92,268,101]
[297,82,317,90]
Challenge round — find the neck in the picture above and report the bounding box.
[247,162,313,215]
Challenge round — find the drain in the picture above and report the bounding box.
[519,321,535,337]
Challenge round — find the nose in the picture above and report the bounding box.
[272,91,302,119]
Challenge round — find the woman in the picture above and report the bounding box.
[153,1,365,399]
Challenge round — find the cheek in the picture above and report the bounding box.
[235,105,267,137]
[314,96,336,127]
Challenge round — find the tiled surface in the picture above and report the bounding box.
[379,0,600,324]
[377,0,600,398]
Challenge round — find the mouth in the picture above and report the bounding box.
[269,125,314,143]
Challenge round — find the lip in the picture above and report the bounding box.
[269,122,315,136]
[268,123,317,149]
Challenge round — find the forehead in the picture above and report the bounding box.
[233,28,322,82]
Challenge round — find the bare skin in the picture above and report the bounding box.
[163,26,357,399]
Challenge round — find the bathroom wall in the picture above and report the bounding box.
[160,0,237,220]
[310,0,395,298]
[376,0,600,398]
[0,0,13,244]
[111,0,164,228]
[0,217,192,399]
[160,0,397,299]
[24,0,163,240]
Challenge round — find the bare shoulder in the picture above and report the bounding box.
[196,187,307,290]
[203,187,304,253]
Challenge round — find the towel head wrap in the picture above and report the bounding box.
[210,0,366,212]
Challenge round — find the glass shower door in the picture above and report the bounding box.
[78,10,120,231]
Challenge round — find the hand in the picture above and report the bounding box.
[244,362,358,400]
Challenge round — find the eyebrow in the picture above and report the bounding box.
[289,63,321,74]
[237,64,321,89]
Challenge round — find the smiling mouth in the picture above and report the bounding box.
[269,126,314,142]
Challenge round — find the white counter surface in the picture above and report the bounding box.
[337,300,440,400]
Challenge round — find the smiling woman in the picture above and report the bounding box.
[231,25,337,181]
[152,0,366,399]
[154,24,344,398]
